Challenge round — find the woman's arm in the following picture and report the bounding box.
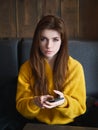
[16,61,40,119]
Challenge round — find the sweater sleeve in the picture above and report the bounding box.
[16,61,40,119]
[55,59,86,119]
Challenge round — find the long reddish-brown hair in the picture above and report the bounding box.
[30,15,69,96]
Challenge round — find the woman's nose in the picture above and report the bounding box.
[46,40,53,48]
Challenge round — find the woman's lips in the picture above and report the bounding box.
[45,50,53,54]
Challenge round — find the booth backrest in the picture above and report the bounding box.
[68,40,98,98]
[0,39,19,117]
[0,39,98,129]
[19,39,98,98]
[0,39,98,112]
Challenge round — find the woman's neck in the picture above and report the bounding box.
[46,55,57,70]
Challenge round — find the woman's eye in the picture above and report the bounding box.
[41,37,46,41]
[53,38,59,42]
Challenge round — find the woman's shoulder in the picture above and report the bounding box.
[68,56,83,70]
[19,60,32,72]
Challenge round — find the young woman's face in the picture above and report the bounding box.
[40,29,61,60]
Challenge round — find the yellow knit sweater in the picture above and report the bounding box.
[16,56,86,124]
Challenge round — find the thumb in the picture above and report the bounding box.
[53,90,64,98]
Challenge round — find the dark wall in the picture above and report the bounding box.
[0,0,98,40]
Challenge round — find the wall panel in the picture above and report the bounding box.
[0,0,98,40]
[79,0,98,40]
[61,0,79,39]
[0,0,16,38]
[16,0,41,37]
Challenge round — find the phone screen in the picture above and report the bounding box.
[48,97,64,102]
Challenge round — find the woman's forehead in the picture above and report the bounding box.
[41,29,61,38]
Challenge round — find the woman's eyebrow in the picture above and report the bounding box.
[51,36,60,38]
[41,36,60,39]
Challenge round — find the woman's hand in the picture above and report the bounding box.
[33,95,54,108]
[43,90,65,109]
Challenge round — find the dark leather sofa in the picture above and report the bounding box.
[0,39,98,129]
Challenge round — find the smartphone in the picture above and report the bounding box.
[48,97,64,102]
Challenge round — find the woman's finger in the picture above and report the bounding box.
[53,90,64,98]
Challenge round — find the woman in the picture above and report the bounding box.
[16,15,86,125]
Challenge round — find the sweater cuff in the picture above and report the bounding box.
[57,96,68,108]
[28,98,40,112]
